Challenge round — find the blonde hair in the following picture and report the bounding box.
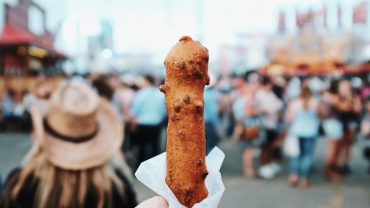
[300,86,313,110]
[2,144,124,208]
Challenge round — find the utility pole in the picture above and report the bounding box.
[195,0,204,41]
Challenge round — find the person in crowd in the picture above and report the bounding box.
[91,76,135,179]
[86,72,101,84]
[231,73,263,179]
[92,76,115,101]
[17,90,33,132]
[11,90,31,132]
[2,89,17,132]
[92,76,125,122]
[322,79,343,181]
[220,75,247,137]
[257,76,283,179]
[13,93,25,119]
[109,75,135,122]
[0,79,137,208]
[108,75,135,166]
[360,98,370,174]
[335,80,361,175]
[204,74,221,154]
[286,77,301,101]
[360,80,370,102]
[108,75,135,121]
[32,77,52,117]
[271,76,288,163]
[286,86,321,188]
[26,77,53,142]
[130,75,166,167]
[21,89,34,113]
[218,75,244,138]
[271,76,287,101]
[308,77,325,98]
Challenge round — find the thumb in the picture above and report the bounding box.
[136,196,168,208]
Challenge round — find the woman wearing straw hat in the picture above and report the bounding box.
[0,79,137,208]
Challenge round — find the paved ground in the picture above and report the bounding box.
[0,133,369,208]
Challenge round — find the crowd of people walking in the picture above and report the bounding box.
[226,73,369,188]
[89,71,370,189]
[0,71,369,207]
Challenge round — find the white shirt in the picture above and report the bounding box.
[256,89,283,129]
[131,86,166,125]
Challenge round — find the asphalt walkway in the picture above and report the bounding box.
[0,134,369,208]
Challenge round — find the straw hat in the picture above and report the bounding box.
[32,79,123,170]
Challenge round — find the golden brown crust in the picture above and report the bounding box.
[161,36,209,208]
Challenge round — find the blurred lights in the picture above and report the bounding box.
[29,58,42,70]
[28,46,48,58]
[351,77,362,89]
[17,46,27,56]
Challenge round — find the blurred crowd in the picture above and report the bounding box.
[0,77,52,132]
[0,71,370,207]
[85,71,370,188]
[221,73,370,188]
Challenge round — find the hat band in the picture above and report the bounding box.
[43,119,98,143]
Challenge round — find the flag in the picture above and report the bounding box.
[353,1,368,24]
[322,5,327,28]
[296,10,304,29]
[338,3,342,27]
[278,11,286,32]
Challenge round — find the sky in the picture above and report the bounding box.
[1,0,363,54]
[1,0,368,72]
[40,0,289,55]
[51,0,363,54]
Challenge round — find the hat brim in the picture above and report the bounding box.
[33,98,123,170]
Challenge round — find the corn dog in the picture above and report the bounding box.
[160,36,209,207]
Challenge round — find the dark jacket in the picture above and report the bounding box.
[0,168,137,208]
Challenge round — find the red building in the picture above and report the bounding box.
[0,0,66,76]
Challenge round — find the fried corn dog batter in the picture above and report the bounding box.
[160,36,209,207]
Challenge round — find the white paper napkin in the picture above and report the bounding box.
[135,147,225,208]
